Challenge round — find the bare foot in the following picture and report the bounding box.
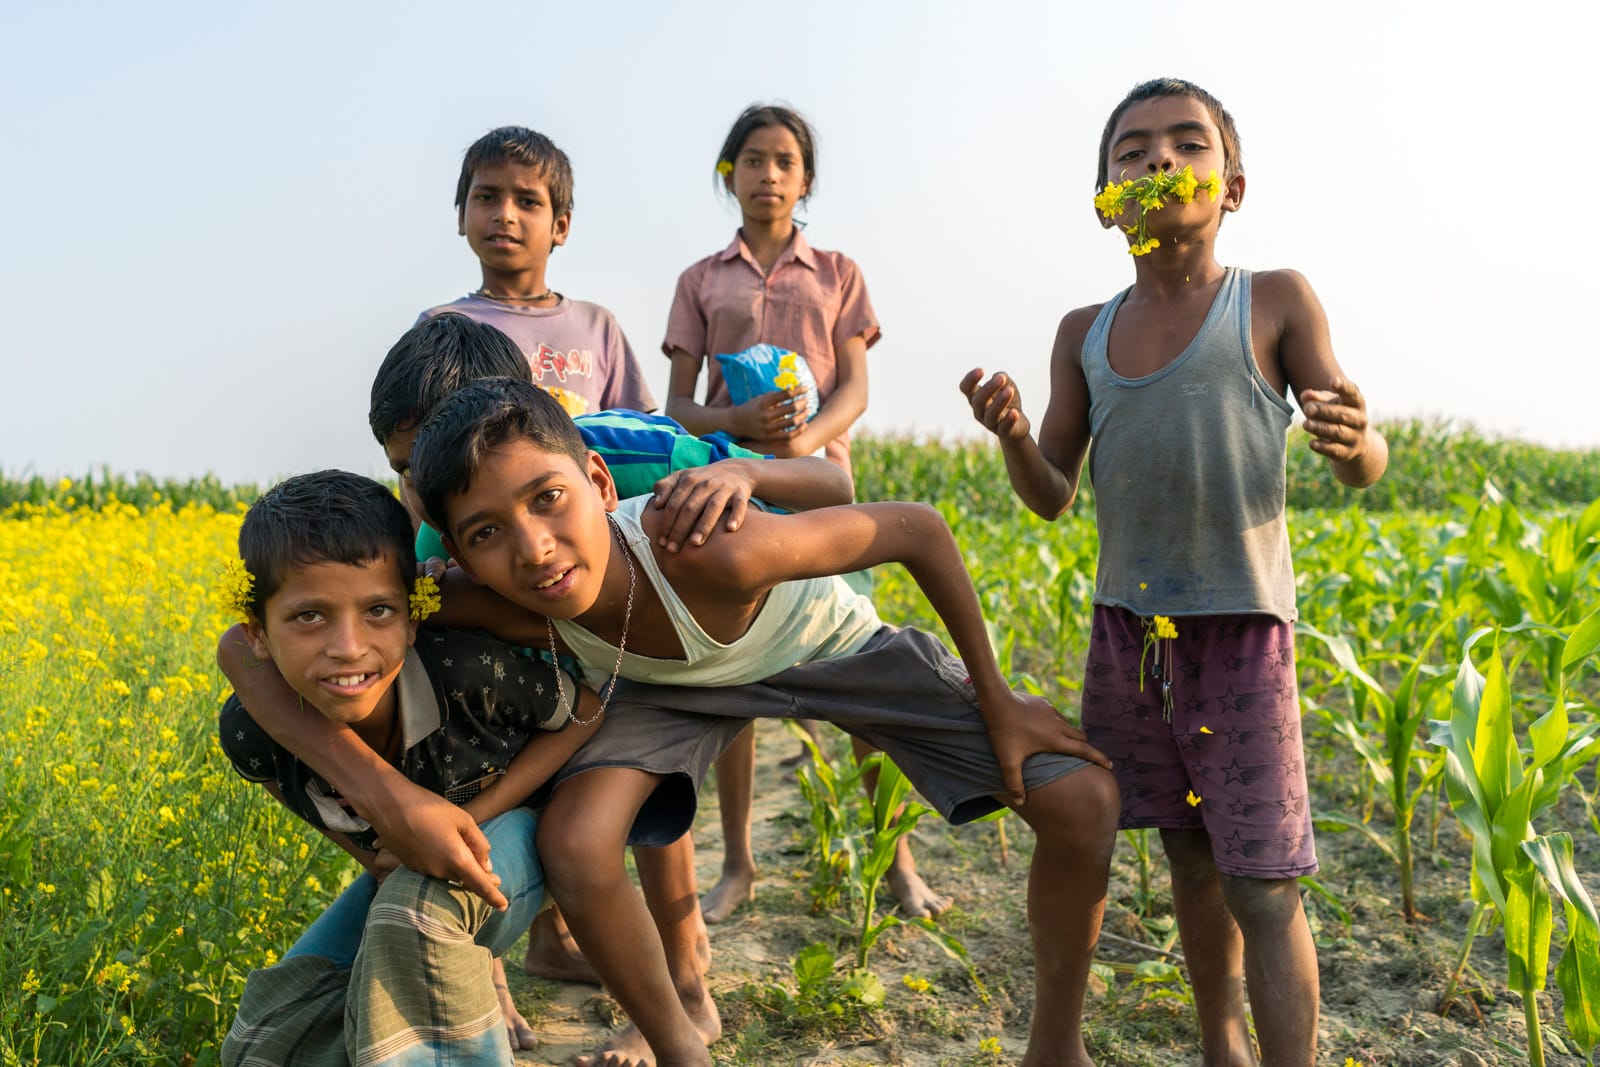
[522,907,601,984]
[574,981,721,1067]
[491,957,538,1051]
[887,864,953,919]
[699,869,754,924]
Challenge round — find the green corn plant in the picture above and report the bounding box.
[1297,620,1452,921]
[1431,608,1600,1065]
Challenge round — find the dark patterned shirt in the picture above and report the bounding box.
[219,628,575,852]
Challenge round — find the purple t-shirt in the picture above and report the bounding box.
[417,294,657,416]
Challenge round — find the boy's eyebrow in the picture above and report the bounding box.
[469,179,547,198]
[451,472,560,539]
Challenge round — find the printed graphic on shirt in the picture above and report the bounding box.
[530,343,595,415]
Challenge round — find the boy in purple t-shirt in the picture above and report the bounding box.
[419,126,657,417]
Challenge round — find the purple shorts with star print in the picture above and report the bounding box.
[1080,605,1317,879]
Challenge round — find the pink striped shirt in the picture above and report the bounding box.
[663,230,880,471]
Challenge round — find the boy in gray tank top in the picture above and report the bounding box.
[962,78,1388,1067]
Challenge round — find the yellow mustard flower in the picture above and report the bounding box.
[410,574,442,622]
[1185,790,1202,807]
[715,160,734,176]
[1154,615,1178,640]
[215,558,254,621]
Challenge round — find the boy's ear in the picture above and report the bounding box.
[242,616,272,662]
[586,450,619,511]
[550,210,571,250]
[1222,172,1246,214]
[457,206,467,237]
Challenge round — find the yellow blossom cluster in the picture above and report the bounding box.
[1093,165,1223,256]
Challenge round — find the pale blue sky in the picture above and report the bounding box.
[2,1,1593,485]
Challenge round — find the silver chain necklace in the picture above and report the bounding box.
[548,513,634,727]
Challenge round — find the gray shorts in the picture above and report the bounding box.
[554,625,1090,846]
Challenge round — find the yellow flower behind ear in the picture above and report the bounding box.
[215,558,255,622]
[410,574,442,622]
[715,160,733,176]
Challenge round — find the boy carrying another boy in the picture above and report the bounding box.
[962,78,1388,1067]
[217,469,606,1066]
[419,125,656,417]
[234,372,1122,1066]
[218,312,854,1053]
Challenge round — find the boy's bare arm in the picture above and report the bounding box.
[674,504,1111,801]
[648,455,854,554]
[1259,269,1389,488]
[459,690,605,826]
[216,625,508,908]
[960,307,1098,519]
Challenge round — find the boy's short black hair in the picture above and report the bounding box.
[369,314,533,445]
[239,470,417,621]
[455,126,575,218]
[412,378,589,535]
[1097,78,1243,188]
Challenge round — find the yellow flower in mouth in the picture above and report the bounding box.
[1199,170,1223,200]
[715,160,733,176]
[1171,167,1199,204]
[409,574,442,622]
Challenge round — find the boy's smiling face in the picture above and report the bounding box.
[442,439,621,623]
[1102,95,1244,233]
[458,161,572,285]
[244,555,416,729]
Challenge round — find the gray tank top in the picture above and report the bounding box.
[1081,267,1297,621]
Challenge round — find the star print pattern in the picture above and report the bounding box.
[218,627,578,853]
[1080,607,1318,878]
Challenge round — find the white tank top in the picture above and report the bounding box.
[552,496,881,689]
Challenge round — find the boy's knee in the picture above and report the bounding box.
[1218,873,1303,930]
[371,867,490,940]
[536,804,621,889]
[1025,765,1121,846]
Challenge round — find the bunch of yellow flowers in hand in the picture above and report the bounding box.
[772,352,802,392]
[1094,165,1223,256]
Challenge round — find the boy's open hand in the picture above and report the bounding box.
[960,369,1031,441]
[1298,376,1372,463]
[983,689,1112,807]
[731,387,811,440]
[651,464,757,552]
[368,790,507,909]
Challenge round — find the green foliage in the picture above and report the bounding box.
[0,469,259,512]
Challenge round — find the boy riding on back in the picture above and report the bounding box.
[419,126,655,417]
[217,470,604,1065]
[962,77,1388,1067]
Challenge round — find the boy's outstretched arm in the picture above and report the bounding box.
[215,625,508,909]
[1263,269,1389,488]
[682,503,1111,803]
[648,454,854,553]
[960,307,1098,519]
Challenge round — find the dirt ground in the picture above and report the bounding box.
[503,718,1591,1066]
